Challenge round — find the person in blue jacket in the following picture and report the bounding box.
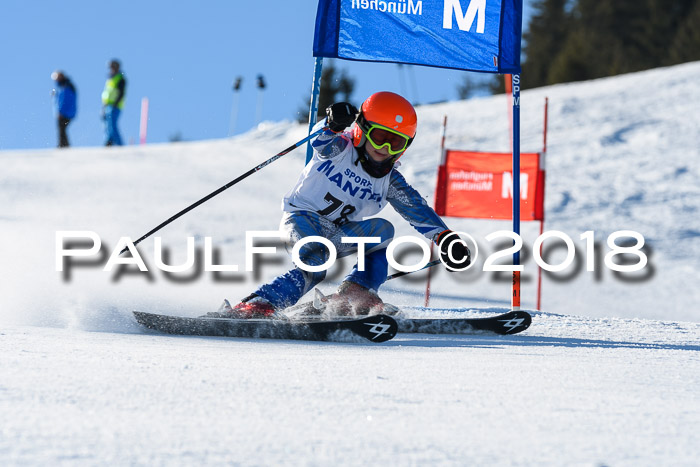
[51,71,77,148]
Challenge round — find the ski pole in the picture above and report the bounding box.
[386,259,442,281]
[121,127,327,255]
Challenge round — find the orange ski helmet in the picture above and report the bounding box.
[353,91,417,151]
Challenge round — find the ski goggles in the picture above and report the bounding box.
[364,123,412,155]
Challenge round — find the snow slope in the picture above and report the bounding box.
[1,62,699,465]
[2,318,699,466]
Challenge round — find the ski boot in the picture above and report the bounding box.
[288,286,401,319]
[207,295,276,319]
[291,289,337,318]
[332,281,386,316]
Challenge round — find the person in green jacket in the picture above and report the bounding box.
[101,59,126,146]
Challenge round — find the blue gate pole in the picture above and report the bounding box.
[512,73,522,310]
[306,57,324,164]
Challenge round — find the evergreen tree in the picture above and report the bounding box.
[521,0,571,88]
[522,0,699,88]
[487,74,506,95]
[297,60,356,123]
[668,0,700,65]
[456,73,494,99]
[552,1,649,80]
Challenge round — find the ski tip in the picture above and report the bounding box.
[497,310,532,334]
[355,314,398,343]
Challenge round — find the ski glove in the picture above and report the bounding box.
[437,230,472,271]
[326,102,359,133]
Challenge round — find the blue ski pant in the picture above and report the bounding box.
[254,211,394,309]
[103,105,123,146]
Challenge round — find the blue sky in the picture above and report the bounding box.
[0,0,532,150]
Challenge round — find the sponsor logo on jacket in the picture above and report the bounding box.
[317,160,383,203]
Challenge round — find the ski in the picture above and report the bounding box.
[281,289,531,335]
[133,311,398,343]
[396,310,532,335]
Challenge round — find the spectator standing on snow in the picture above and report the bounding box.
[101,59,126,146]
[51,70,77,148]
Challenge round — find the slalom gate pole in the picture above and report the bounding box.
[423,243,435,307]
[537,97,549,311]
[120,127,327,255]
[306,57,324,164]
[139,97,149,145]
[386,259,442,281]
[512,74,522,310]
[424,115,448,306]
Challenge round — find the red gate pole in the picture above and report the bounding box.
[536,97,549,310]
[425,115,448,307]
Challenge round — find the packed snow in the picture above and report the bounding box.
[1,62,699,465]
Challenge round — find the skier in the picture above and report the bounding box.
[224,91,471,318]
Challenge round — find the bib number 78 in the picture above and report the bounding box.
[318,192,356,226]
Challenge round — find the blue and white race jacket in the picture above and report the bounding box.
[283,125,448,242]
